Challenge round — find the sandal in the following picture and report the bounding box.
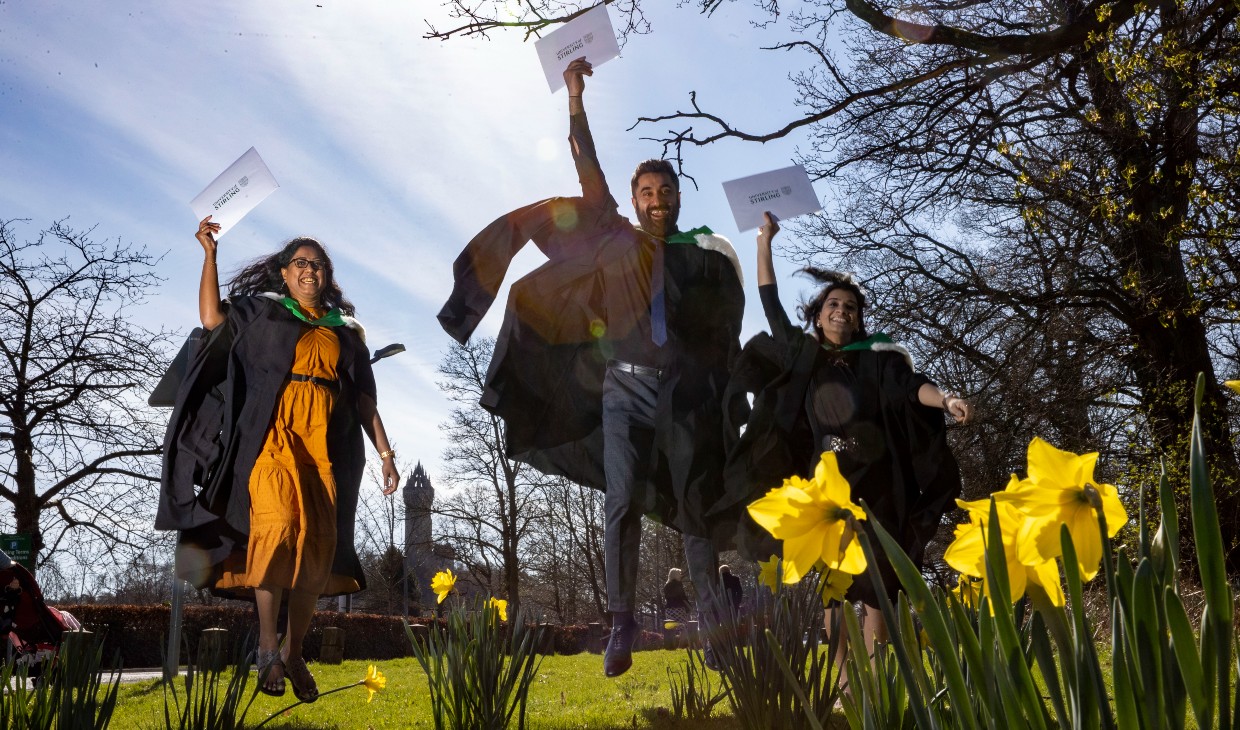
[255,649,286,697]
[284,654,319,704]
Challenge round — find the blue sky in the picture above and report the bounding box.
[1,1,824,504]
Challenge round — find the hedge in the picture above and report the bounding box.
[57,605,670,667]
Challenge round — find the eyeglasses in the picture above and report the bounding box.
[289,258,328,272]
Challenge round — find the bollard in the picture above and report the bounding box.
[60,629,97,669]
[587,622,604,653]
[536,623,556,655]
[319,626,344,664]
[199,628,229,672]
[686,620,700,648]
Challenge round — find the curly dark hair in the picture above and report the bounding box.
[797,267,867,344]
[226,237,355,315]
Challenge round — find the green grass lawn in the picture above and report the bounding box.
[115,650,747,729]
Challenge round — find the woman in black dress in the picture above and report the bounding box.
[719,212,972,655]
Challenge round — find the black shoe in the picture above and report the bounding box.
[603,619,638,677]
[702,641,721,672]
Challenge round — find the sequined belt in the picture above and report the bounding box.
[822,435,858,454]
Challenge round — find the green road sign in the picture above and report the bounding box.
[0,533,34,571]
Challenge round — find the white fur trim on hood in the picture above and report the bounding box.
[871,341,914,369]
[692,233,743,286]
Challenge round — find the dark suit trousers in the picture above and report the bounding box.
[602,364,720,616]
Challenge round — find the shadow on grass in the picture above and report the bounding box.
[635,704,849,730]
[636,706,740,729]
[124,677,166,698]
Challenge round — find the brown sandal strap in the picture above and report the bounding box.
[284,655,319,702]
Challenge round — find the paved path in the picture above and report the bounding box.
[118,668,173,683]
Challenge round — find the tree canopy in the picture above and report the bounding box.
[430,0,1240,565]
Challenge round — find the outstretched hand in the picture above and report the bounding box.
[757,211,780,248]
[196,215,220,256]
[945,396,974,424]
[563,57,593,96]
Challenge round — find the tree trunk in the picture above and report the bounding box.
[12,429,42,575]
[1129,294,1240,570]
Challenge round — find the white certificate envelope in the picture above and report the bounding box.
[189,147,280,237]
[721,164,822,232]
[535,4,621,92]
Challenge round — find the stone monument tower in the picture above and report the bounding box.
[402,462,437,611]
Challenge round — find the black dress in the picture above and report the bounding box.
[713,284,961,605]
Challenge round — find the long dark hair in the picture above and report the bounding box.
[227,237,355,315]
[797,267,868,344]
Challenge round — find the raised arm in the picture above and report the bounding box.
[756,212,779,287]
[755,212,797,338]
[563,57,616,208]
[196,216,226,330]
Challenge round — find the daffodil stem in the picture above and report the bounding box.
[251,681,363,728]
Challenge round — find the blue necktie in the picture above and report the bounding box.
[650,240,666,346]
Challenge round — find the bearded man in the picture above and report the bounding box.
[439,57,745,677]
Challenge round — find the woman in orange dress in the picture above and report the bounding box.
[188,215,399,701]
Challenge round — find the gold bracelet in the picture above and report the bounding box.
[379,449,396,460]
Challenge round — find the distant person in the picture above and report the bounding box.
[158,217,400,702]
[438,58,745,677]
[719,212,970,657]
[719,564,743,612]
[663,568,690,626]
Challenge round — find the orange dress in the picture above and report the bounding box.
[216,318,360,596]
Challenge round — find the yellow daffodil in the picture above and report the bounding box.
[431,569,457,604]
[747,452,867,584]
[944,488,1064,607]
[997,438,1128,580]
[945,493,1026,599]
[489,597,508,622]
[951,574,983,610]
[757,554,782,594]
[1225,380,1240,395]
[818,569,854,606]
[362,664,386,703]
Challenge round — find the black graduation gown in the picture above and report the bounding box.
[155,295,376,595]
[437,113,746,541]
[714,284,961,604]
